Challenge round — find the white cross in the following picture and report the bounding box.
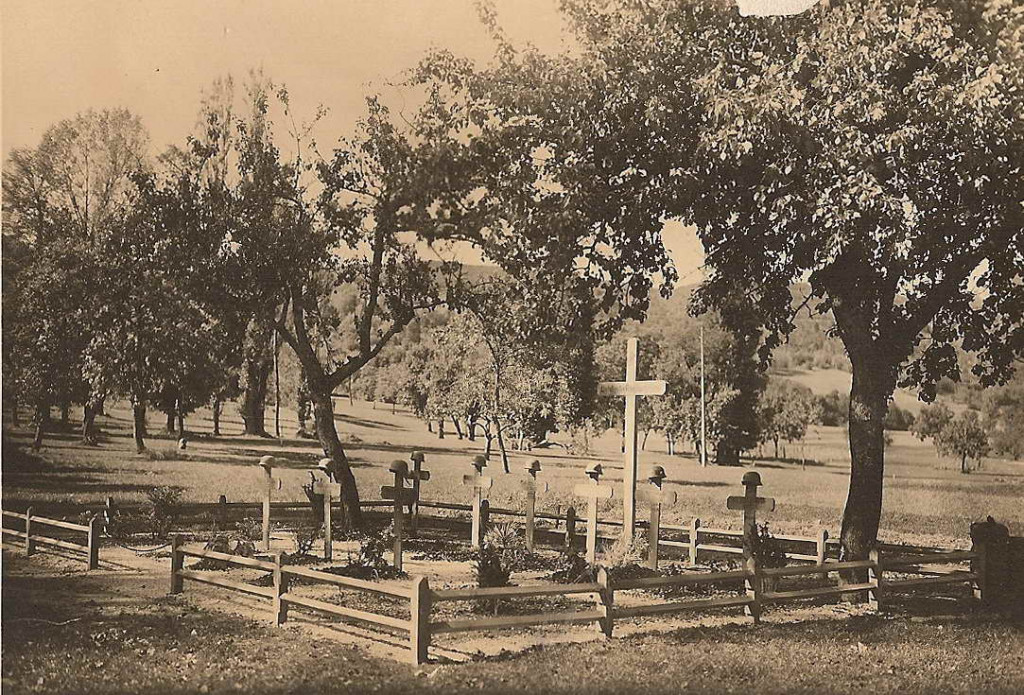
[597,337,666,541]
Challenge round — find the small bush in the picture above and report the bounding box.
[356,523,395,572]
[603,530,648,569]
[293,523,320,557]
[474,542,512,614]
[549,547,593,584]
[747,523,787,570]
[145,486,183,539]
[234,516,263,543]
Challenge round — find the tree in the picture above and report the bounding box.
[983,380,1024,460]
[757,378,818,460]
[555,0,1023,564]
[911,402,954,443]
[2,109,150,444]
[934,410,991,473]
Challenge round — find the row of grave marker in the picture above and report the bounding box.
[257,452,776,570]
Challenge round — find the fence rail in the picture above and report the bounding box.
[1,508,101,569]
[166,538,989,665]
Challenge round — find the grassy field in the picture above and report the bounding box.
[3,394,1022,547]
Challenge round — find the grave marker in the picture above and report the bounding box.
[572,464,615,565]
[381,460,416,570]
[726,471,775,560]
[408,451,430,533]
[597,337,667,540]
[520,460,548,552]
[638,465,678,569]
[313,460,342,561]
[462,457,493,548]
[258,456,283,552]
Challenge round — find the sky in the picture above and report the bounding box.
[1,0,817,278]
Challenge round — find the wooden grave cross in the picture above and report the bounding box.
[407,451,430,534]
[520,460,549,552]
[726,471,775,559]
[597,337,667,541]
[258,456,283,552]
[312,460,342,562]
[637,465,678,569]
[463,456,493,548]
[380,460,417,571]
[572,463,615,565]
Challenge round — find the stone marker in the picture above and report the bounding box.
[597,337,667,541]
[258,455,283,552]
[726,471,775,559]
[520,459,549,552]
[573,463,615,565]
[462,456,493,548]
[637,464,678,569]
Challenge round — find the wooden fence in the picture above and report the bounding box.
[167,538,984,665]
[1,508,102,569]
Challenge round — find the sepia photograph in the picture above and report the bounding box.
[2,0,1022,692]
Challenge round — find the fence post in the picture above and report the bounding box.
[88,515,102,570]
[868,548,882,612]
[170,535,184,594]
[744,556,761,624]
[410,576,432,665]
[24,507,34,556]
[217,494,228,530]
[597,566,614,638]
[104,496,115,532]
[565,506,577,551]
[273,553,289,625]
[688,517,701,567]
[816,528,828,566]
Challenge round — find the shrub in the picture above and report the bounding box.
[234,515,263,543]
[293,523,320,557]
[603,530,648,569]
[549,547,593,584]
[747,523,787,570]
[145,486,183,539]
[356,523,395,573]
[474,542,512,614]
[486,521,532,572]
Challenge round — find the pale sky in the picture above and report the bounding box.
[1,0,817,278]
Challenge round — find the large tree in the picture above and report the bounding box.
[553,0,1023,566]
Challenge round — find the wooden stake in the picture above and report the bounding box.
[381,460,415,570]
[170,535,184,594]
[273,553,288,625]
[726,472,775,560]
[639,465,677,570]
[868,548,882,612]
[463,460,493,549]
[573,464,614,566]
[521,460,547,552]
[597,566,614,638]
[408,451,429,534]
[313,478,342,562]
[258,456,281,552]
[745,556,761,623]
[23,507,35,557]
[689,517,701,567]
[410,576,432,665]
[88,515,101,570]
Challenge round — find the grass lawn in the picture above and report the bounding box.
[3,397,1022,547]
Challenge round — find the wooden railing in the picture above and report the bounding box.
[167,539,986,665]
[1,508,101,569]
[169,536,427,663]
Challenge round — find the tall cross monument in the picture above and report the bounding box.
[597,337,666,539]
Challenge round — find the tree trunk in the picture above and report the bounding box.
[310,388,362,529]
[132,400,147,453]
[641,429,650,451]
[60,400,70,425]
[716,442,741,466]
[452,416,464,440]
[466,416,476,441]
[212,398,222,436]
[165,410,176,433]
[427,420,434,433]
[82,402,99,444]
[961,453,969,474]
[31,402,48,450]
[176,410,185,437]
[438,419,445,439]
[839,357,894,583]
[240,318,273,437]
[11,398,20,427]
[773,438,779,460]
[494,417,511,473]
